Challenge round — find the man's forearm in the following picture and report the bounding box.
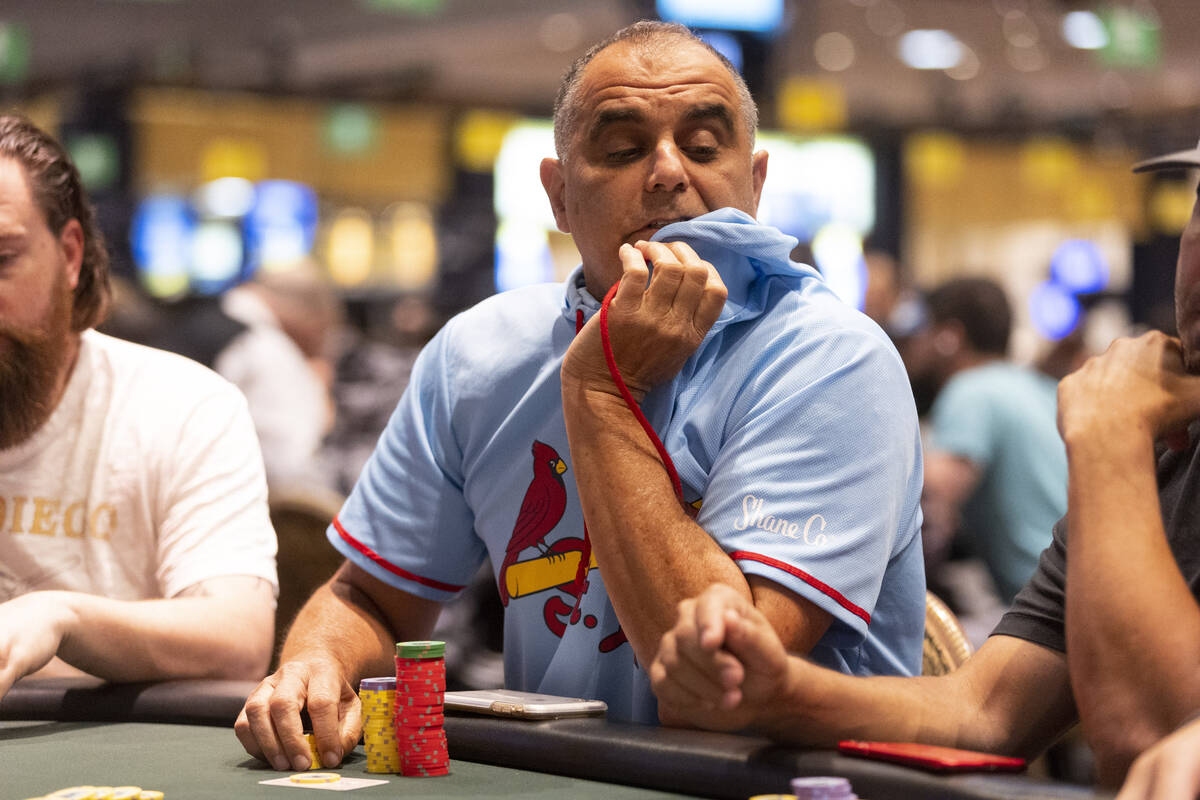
[54,585,274,682]
[278,575,400,683]
[562,384,755,664]
[762,637,1074,759]
[1064,431,1200,781]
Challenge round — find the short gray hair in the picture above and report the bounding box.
[551,20,758,160]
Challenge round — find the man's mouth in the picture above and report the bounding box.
[628,217,692,239]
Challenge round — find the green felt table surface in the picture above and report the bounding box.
[1,721,700,800]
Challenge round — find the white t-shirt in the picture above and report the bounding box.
[0,330,278,603]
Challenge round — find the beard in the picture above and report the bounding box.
[0,277,74,450]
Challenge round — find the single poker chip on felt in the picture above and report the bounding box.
[395,641,446,659]
[107,790,143,800]
[135,793,164,800]
[289,773,341,784]
[47,790,99,800]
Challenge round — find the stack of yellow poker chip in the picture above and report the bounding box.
[304,733,323,769]
[359,676,402,774]
[394,640,448,777]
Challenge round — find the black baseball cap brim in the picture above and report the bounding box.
[1132,139,1200,173]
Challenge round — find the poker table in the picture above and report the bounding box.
[1,678,1112,799]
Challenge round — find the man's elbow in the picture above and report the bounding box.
[206,611,275,680]
[210,636,273,680]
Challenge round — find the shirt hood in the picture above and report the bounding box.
[562,207,821,332]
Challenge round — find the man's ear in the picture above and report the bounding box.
[539,158,571,234]
[750,149,769,213]
[58,219,84,291]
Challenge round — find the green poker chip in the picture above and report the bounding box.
[395,640,446,659]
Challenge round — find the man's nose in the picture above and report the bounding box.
[645,140,688,193]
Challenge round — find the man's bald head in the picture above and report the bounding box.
[551,21,758,161]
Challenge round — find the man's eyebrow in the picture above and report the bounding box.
[685,103,736,135]
[586,108,645,141]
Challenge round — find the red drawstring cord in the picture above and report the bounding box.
[596,283,684,503]
[569,289,686,622]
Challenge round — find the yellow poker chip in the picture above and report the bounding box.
[289,773,341,785]
[106,791,142,800]
[48,790,98,800]
[136,792,165,800]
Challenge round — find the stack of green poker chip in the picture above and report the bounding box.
[395,640,445,660]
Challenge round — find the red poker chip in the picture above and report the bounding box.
[395,657,445,667]
[395,661,446,671]
[396,730,446,741]
[403,751,449,763]
[395,663,445,674]
[396,672,446,682]
[395,694,444,707]
[401,736,448,748]
[399,737,448,749]
[395,725,444,736]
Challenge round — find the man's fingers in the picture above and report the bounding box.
[338,686,365,760]
[636,241,686,315]
[722,604,776,666]
[268,667,317,771]
[307,670,351,768]
[693,586,743,651]
[613,244,650,307]
[237,675,290,770]
[650,635,721,714]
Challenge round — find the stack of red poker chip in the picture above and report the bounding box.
[394,640,448,777]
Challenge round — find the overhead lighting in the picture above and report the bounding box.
[898,29,962,70]
[1062,11,1108,50]
[814,32,856,72]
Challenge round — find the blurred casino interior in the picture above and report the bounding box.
[5,1,1198,351]
[2,0,1198,463]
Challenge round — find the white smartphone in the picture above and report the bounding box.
[443,689,607,720]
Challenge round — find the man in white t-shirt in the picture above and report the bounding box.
[0,114,278,699]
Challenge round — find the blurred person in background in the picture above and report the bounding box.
[319,293,438,495]
[217,264,340,489]
[137,263,340,490]
[0,114,277,698]
[905,277,1066,623]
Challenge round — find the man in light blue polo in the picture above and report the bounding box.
[236,20,923,771]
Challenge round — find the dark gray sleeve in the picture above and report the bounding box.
[989,515,1068,652]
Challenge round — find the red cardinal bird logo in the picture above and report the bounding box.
[498,440,568,606]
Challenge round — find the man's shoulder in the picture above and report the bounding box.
[747,281,905,371]
[83,329,245,406]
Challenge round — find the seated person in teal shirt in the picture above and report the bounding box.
[909,278,1066,601]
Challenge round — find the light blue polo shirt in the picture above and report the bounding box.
[329,208,925,723]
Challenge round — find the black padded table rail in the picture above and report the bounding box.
[1,677,257,727]
[2,678,1113,799]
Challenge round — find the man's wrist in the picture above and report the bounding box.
[561,375,647,410]
[1062,420,1155,467]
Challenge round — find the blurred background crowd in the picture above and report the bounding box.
[2,0,1197,768]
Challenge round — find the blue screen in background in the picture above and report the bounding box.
[656,0,784,34]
